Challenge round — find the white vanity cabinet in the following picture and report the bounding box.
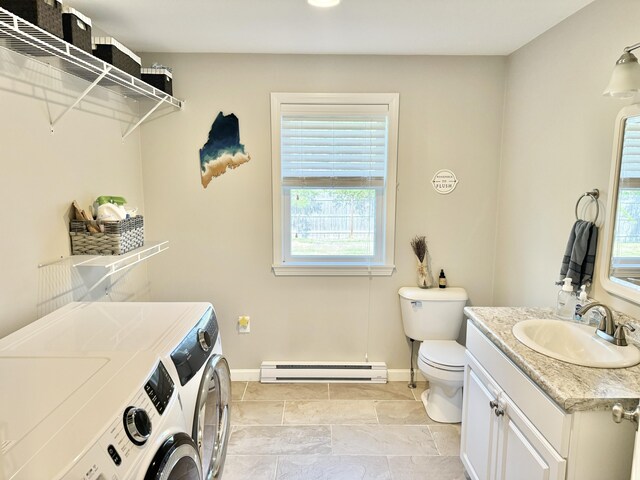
[461,320,636,480]
[462,346,565,480]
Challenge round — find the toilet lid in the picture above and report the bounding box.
[418,340,466,370]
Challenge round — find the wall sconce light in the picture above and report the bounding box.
[604,43,640,98]
[307,0,340,7]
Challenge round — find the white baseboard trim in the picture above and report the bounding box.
[387,369,413,381]
[230,368,414,382]
[230,369,260,382]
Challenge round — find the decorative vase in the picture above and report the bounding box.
[417,257,430,288]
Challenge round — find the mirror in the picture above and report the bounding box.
[600,104,640,303]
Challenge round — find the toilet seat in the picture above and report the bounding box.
[418,340,465,372]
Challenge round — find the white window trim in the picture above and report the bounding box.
[270,92,399,276]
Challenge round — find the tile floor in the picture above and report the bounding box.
[223,381,467,480]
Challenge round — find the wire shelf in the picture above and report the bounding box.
[0,7,183,109]
[71,241,169,274]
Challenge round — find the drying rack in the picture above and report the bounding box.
[575,188,600,223]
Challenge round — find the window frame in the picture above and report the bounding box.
[270,92,399,276]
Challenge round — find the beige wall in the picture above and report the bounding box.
[139,53,506,369]
[494,0,640,319]
[0,48,148,338]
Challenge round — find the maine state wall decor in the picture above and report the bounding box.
[199,112,251,188]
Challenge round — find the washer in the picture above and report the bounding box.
[168,305,231,480]
[0,301,231,480]
[64,357,202,480]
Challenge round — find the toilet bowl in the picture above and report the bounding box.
[417,340,465,423]
[398,287,468,424]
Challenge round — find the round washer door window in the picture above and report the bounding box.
[192,354,231,480]
[144,433,202,480]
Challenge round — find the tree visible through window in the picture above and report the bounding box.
[290,188,376,256]
[613,190,640,258]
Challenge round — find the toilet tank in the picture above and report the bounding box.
[398,287,468,341]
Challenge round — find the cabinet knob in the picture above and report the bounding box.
[489,399,505,417]
[612,403,640,430]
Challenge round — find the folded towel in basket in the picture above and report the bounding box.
[559,220,598,287]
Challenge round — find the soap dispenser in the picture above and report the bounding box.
[574,285,588,322]
[556,277,576,320]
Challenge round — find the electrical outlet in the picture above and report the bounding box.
[238,315,250,334]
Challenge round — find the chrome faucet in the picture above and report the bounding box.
[577,302,635,346]
[578,302,615,335]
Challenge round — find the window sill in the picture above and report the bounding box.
[272,264,396,277]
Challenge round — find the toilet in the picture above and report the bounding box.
[398,286,468,423]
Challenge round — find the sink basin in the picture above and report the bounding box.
[512,319,640,368]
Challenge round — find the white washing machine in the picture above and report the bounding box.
[0,301,231,480]
[166,305,231,480]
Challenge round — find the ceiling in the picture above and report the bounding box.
[66,0,595,56]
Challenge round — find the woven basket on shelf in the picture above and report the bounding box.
[92,38,141,78]
[0,0,63,38]
[69,216,144,255]
[141,68,173,95]
[62,8,92,53]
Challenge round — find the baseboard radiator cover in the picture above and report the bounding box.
[260,361,388,383]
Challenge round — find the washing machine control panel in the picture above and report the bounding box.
[144,360,175,415]
[171,306,220,386]
[64,362,184,480]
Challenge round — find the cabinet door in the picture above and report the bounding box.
[461,360,501,480]
[497,396,566,480]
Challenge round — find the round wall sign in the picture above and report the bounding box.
[431,169,458,195]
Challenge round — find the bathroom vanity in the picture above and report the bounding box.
[461,307,639,480]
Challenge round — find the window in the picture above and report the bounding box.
[271,93,399,276]
[611,116,640,279]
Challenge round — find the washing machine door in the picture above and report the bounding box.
[192,354,231,480]
[144,432,202,480]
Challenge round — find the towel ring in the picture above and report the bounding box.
[575,189,600,223]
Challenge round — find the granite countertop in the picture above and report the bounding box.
[464,306,640,413]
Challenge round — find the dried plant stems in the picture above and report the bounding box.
[411,235,427,263]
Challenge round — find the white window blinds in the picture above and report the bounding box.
[621,117,640,184]
[280,105,389,187]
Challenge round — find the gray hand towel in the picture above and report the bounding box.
[559,220,598,287]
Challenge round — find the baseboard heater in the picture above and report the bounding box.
[260,361,387,383]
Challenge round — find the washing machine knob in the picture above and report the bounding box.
[198,329,211,352]
[124,407,152,445]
